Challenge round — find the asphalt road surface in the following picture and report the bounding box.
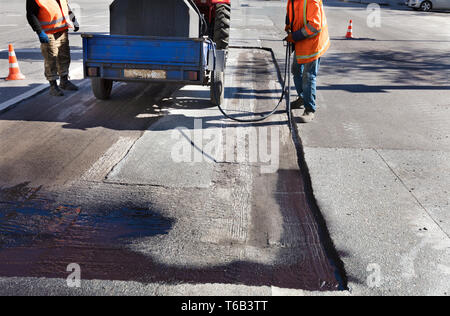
[0,5,344,293]
[0,0,449,296]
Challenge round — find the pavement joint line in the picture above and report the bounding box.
[0,66,83,114]
[104,134,147,182]
[290,124,349,290]
[373,148,450,240]
[101,180,194,189]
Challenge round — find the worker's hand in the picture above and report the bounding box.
[284,33,295,43]
[69,9,80,32]
[38,31,49,44]
[285,25,291,32]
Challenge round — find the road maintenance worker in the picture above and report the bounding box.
[285,0,330,123]
[26,0,80,96]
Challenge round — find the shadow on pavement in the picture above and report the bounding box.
[0,79,289,130]
[321,49,450,84]
[318,84,450,93]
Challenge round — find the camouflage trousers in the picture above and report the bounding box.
[40,30,71,81]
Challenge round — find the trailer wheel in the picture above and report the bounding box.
[213,3,231,50]
[91,78,113,100]
[210,71,224,106]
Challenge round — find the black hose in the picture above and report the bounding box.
[188,0,208,36]
[189,0,293,123]
[212,42,293,123]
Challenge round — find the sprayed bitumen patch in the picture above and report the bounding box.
[0,178,342,291]
[0,183,175,281]
[0,203,173,248]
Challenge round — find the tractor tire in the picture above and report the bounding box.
[210,71,224,106]
[91,78,113,100]
[213,3,231,50]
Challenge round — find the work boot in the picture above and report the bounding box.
[298,110,315,123]
[60,75,79,91]
[49,80,64,97]
[290,97,305,109]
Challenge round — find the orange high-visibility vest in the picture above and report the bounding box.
[287,0,330,64]
[35,0,71,34]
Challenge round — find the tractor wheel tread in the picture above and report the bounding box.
[213,3,231,50]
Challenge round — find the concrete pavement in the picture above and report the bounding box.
[299,0,450,296]
[0,0,449,296]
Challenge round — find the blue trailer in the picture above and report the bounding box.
[81,33,226,105]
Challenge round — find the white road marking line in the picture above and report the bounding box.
[0,83,49,113]
[0,66,83,113]
[0,24,19,27]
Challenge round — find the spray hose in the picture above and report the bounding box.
[188,0,293,123]
[210,41,293,123]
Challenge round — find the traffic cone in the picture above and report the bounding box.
[345,20,354,39]
[6,44,25,81]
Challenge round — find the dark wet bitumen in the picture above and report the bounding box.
[0,177,341,291]
[0,203,173,249]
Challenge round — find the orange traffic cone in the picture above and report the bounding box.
[345,20,354,39]
[6,44,25,81]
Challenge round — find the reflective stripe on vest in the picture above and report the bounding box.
[303,0,322,38]
[43,25,71,34]
[39,15,70,26]
[297,37,330,60]
[35,0,70,34]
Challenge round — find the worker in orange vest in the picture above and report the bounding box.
[285,0,330,123]
[27,0,80,96]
